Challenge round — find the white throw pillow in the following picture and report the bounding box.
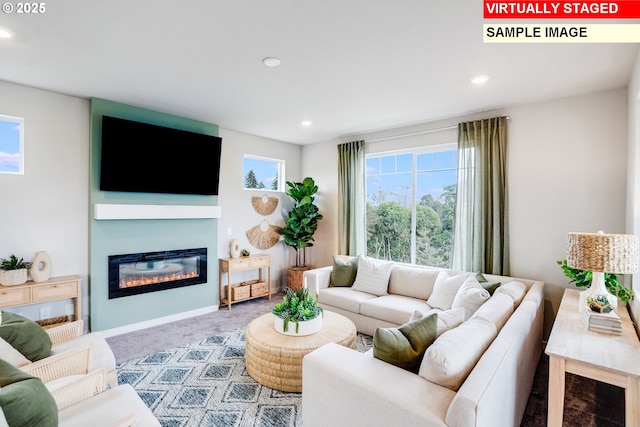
[494,281,527,307]
[409,308,465,337]
[419,317,498,391]
[451,276,491,320]
[0,337,30,367]
[351,256,394,296]
[426,271,471,310]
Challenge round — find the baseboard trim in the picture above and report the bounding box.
[97,305,219,338]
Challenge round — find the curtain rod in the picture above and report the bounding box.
[364,116,510,144]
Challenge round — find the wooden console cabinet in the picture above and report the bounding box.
[0,275,82,322]
[219,255,271,310]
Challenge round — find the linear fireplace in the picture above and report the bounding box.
[108,248,207,299]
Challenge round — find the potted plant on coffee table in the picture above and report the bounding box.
[278,177,323,290]
[0,254,32,286]
[272,287,323,336]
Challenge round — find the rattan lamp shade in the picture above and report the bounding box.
[566,231,639,274]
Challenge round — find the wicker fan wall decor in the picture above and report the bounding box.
[246,220,282,249]
[251,194,279,216]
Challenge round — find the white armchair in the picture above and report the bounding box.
[14,344,160,427]
[0,319,117,388]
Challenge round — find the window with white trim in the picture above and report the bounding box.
[243,155,284,192]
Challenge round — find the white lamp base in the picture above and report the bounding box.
[578,271,618,313]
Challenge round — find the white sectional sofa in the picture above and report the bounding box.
[302,258,544,427]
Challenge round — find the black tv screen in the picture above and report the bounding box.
[100,116,222,195]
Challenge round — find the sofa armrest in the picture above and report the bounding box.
[303,266,332,295]
[46,320,84,345]
[49,368,108,410]
[21,343,93,383]
[302,343,454,427]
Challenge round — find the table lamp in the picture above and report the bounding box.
[566,230,638,312]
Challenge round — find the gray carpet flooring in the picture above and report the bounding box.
[106,295,624,427]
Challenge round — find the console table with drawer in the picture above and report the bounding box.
[0,275,82,323]
[219,255,271,310]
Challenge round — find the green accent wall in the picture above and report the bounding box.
[89,98,220,331]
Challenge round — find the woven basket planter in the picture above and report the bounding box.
[286,266,312,291]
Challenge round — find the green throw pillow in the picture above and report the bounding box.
[0,358,58,427]
[373,312,438,372]
[475,272,501,295]
[0,312,52,362]
[330,256,359,287]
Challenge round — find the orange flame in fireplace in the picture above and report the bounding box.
[119,271,199,288]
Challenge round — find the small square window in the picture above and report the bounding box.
[0,115,24,175]
[243,155,284,191]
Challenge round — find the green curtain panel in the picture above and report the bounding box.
[452,117,509,275]
[338,140,366,256]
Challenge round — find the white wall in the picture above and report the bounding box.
[627,50,640,330]
[303,88,628,337]
[0,81,90,319]
[217,128,301,290]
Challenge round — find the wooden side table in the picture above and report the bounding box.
[218,254,271,310]
[546,288,640,427]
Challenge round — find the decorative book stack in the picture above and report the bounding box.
[581,307,622,335]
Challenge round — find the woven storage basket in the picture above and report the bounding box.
[227,283,250,301]
[246,280,267,297]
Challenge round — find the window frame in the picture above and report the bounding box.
[0,114,25,175]
[365,142,457,265]
[243,154,285,192]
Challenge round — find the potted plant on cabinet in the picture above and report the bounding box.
[278,177,323,290]
[272,287,323,335]
[0,254,32,286]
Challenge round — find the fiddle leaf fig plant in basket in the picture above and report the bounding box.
[0,254,33,287]
[272,287,323,335]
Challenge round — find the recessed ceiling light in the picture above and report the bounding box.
[470,74,490,85]
[263,57,281,67]
[0,26,14,39]
[301,120,312,127]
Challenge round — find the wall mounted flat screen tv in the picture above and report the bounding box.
[100,115,222,195]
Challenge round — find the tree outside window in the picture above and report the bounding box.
[243,155,284,191]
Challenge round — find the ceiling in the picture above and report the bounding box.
[0,1,637,145]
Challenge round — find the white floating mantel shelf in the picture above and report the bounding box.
[94,204,222,220]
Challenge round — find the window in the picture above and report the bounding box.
[366,145,457,267]
[0,115,24,174]
[243,155,284,191]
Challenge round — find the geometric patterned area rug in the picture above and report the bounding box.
[117,329,373,427]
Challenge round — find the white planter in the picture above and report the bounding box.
[273,314,322,336]
[0,269,28,286]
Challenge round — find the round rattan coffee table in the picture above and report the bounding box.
[245,310,357,392]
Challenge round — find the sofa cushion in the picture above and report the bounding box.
[51,332,117,374]
[351,256,394,296]
[0,358,58,427]
[373,312,438,372]
[360,295,432,325]
[452,276,491,320]
[494,281,527,307]
[319,288,378,313]
[409,308,465,337]
[330,255,359,287]
[470,292,514,331]
[475,272,502,295]
[387,265,440,300]
[426,271,472,310]
[0,312,52,362]
[0,337,30,367]
[419,317,498,391]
